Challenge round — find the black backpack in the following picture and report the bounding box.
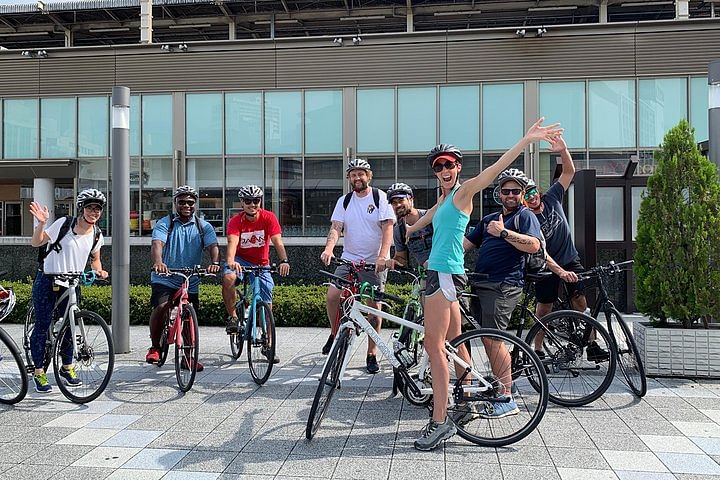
[512,212,547,274]
[37,216,102,267]
[342,187,381,210]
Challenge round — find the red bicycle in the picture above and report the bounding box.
[155,266,215,392]
[324,258,377,338]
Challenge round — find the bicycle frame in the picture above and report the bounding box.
[165,272,194,349]
[236,268,270,341]
[49,275,90,362]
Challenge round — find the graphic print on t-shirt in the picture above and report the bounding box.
[240,230,266,249]
[538,210,563,243]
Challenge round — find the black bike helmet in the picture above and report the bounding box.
[387,182,413,201]
[427,144,463,167]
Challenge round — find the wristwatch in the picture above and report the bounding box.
[500,229,509,239]
[279,259,289,264]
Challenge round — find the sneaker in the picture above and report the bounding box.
[145,347,160,364]
[478,399,520,419]
[321,334,334,355]
[414,417,457,451]
[33,373,53,393]
[58,366,83,387]
[451,401,480,427]
[180,357,204,372]
[366,354,379,374]
[586,341,610,362]
[225,316,239,335]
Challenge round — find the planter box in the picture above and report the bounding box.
[635,321,720,378]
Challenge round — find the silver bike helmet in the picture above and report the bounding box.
[76,188,107,209]
[238,184,264,199]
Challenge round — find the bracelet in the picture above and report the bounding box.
[211,261,221,266]
[279,259,289,264]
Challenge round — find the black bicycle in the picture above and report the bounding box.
[0,271,27,405]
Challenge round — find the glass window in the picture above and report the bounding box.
[538,151,587,191]
[588,151,635,176]
[596,187,624,241]
[364,156,395,191]
[690,76,709,143]
[188,157,223,234]
[3,98,38,159]
[357,89,394,153]
[482,83,523,151]
[78,96,108,157]
[539,82,585,149]
[305,158,343,236]
[140,157,173,236]
[631,186,646,241]
[265,157,302,235]
[130,96,140,157]
[639,78,687,148]
[41,97,76,158]
[226,92,262,155]
[265,91,302,154]
[130,156,141,236]
[225,157,264,221]
[440,85,480,152]
[79,158,109,232]
[397,156,437,215]
[305,90,342,154]
[589,80,636,148]
[186,93,222,155]
[142,95,172,156]
[398,87,436,152]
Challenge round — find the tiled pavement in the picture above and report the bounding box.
[1,321,720,480]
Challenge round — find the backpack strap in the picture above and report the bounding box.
[343,188,380,210]
[342,192,352,210]
[37,215,74,265]
[88,224,102,261]
[162,214,208,260]
[399,218,407,246]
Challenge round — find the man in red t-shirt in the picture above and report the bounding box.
[222,185,290,362]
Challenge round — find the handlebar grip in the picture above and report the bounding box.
[379,291,404,304]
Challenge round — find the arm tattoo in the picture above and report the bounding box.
[326,221,343,242]
[380,219,393,226]
[506,233,534,245]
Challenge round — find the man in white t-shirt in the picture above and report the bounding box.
[320,158,395,373]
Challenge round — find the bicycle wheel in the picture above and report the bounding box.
[525,310,617,407]
[606,308,647,397]
[401,370,432,407]
[175,304,199,392]
[157,323,170,367]
[229,302,244,360]
[23,305,52,372]
[53,310,114,404]
[448,328,548,447]
[0,327,28,405]
[248,300,275,385]
[306,328,349,439]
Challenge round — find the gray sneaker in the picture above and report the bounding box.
[451,401,480,427]
[414,417,457,451]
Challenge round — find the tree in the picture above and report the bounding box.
[635,119,720,328]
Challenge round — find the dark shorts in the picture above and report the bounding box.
[534,257,586,304]
[470,281,522,330]
[332,263,387,292]
[151,283,199,313]
[425,270,467,302]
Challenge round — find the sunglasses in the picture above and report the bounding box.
[501,188,523,196]
[176,200,196,207]
[432,161,458,173]
[84,204,103,212]
[243,198,261,205]
[523,187,539,200]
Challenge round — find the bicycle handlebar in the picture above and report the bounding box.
[155,265,217,278]
[238,264,279,274]
[578,259,634,279]
[319,269,403,304]
[329,258,377,271]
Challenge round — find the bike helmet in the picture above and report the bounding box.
[76,188,107,209]
[0,286,16,323]
[173,185,199,200]
[497,168,529,188]
[427,144,463,167]
[387,182,414,201]
[238,184,264,199]
[525,178,537,190]
[346,158,372,174]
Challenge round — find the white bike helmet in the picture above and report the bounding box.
[76,188,107,210]
[238,185,264,199]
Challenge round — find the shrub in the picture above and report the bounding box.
[634,119,720,328]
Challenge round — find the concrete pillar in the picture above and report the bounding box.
[709,60,720,170]
[33,178,55,224]
[64,29,73,47]
[140,0,153,44]
[599,0,608,23]
[228,20,236,40]
[676,0,689,19]
[406,1,414,33]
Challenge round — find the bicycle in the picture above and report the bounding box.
[307,269,549,448]
[228,264,278,385]
[154,266,215,392]
[0,271,28,405]
[23,271,114,404]
[561,260,646,397]
[390,266,425,397]
[508,271,618,407]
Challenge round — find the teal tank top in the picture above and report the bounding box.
[427,185,469,274]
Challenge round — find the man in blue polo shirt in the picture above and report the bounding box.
[145,185,220,370]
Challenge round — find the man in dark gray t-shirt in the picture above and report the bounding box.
[384,183,433,270]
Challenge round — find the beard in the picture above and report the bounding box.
[352,179,369,192]
[394,205,409,218]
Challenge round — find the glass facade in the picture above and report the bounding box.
[357,88,394,153]
[588,80,636,149]
[41,97,76,158]
[398,87,436,152]
[142,95,172,156]
[226,92,262,155]
[539,82,585,149]
[440,85,480,152]
[78,96,108,157]
[186,93,222,155]
[3,98,38,159]
[265,91,302,154]
[639,78,687,147]
[305,90,342,154]
[482,83,523,151]
[690,76,709,142]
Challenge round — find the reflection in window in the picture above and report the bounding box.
[538,152,587,191]
[79,158,109,233]
[3,98,38,159]
[639,78,686,148]
[397,156,437,215]
[357,89,394,153]
[130,96,140,157]
[188,158,223,234]
[589,80,635,148]
[398,87,436,152]
[266,157,302,236]
[129,156,141,236]
[186,93,222,155]
[226,93,262,155]
[305,158,343,236]
[141,157,173,236]
[78,97,108,157]
[41,97,76,158]
[225,157,264,222]
[480,154,524,220]
[690,77,708,143]
[588,151,635,176]
[142,95,172,156]
[265,92,302,154]
[482,84,523,151]
[364,156,395,191]
[631,186,646,241]
[440,85,479,152]
[596,187,624,241]
[539,82,585,149]
[305,90,342,154]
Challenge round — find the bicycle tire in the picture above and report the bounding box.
[23,305,52,372]
[393,305,421,395]
[525,310,617,407]
[175,304,199,392]
[606,307,647,397]
[400,371,432,407]
[448,328,548,447]
[229,301,245,360]
[306,328,349,439]
[248,300,275,385]
[53,310,114,404]
[0,327,28,405]
[157,324,170,367]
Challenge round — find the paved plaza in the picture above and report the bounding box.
[1,320,720,480]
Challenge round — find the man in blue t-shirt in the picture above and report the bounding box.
[145,185,220,369]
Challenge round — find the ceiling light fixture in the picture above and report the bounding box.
[89,27,131,33]
[168,23,211,29]
[339,15,386,21]
[621,1,672,6]
[433,10,482,16]
[528,5,578,11]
